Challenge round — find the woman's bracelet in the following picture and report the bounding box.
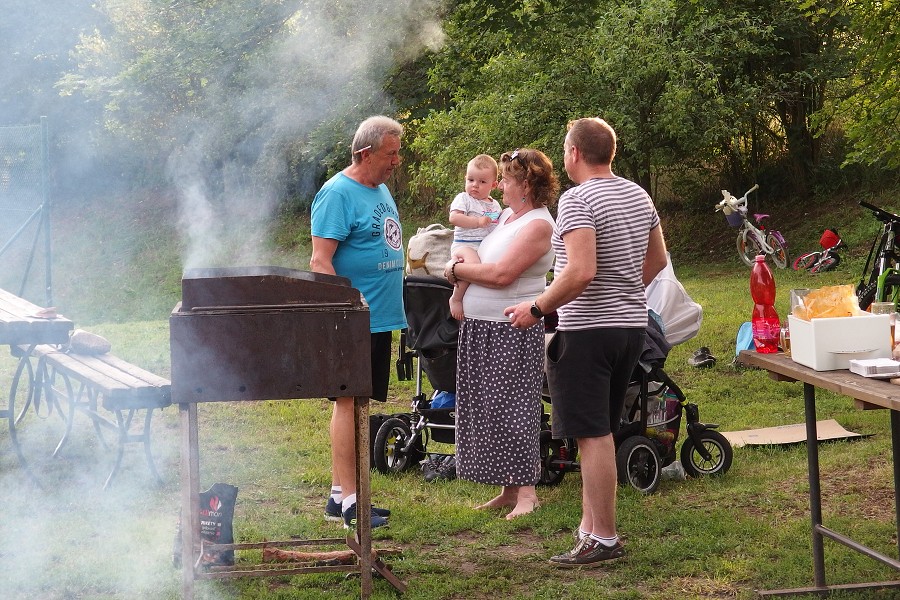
[450,258,463,284]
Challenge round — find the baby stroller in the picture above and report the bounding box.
[372,274,564,481]
[538,314,734,494]
[371,275,562,482]
[539,254,733,493]
[371,275,458,475]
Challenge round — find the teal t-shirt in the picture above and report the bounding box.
[310,172,407,333]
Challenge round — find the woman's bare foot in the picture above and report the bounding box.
[449,296,465,320]
[475,493,517,511]
[505,498,540,519]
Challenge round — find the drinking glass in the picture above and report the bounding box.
[779,324,791,356]
[870,301,896,349]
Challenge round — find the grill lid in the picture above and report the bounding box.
[178,266,364,311]
[170,266,372,402]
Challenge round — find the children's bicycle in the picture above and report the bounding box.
[857,201,900,310]
[715,184,789,269]
[792,228,846,273]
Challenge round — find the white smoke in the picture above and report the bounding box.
[167,0,447,270]
[0,1,447,597]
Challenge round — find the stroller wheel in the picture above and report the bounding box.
[373,417,423,474]
[616,435,661,494]
[680,430,733,478]
[538,430,568,486]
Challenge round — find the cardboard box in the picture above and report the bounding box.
[789,313,892,371]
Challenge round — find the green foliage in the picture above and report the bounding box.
[412,0,784,205]
[56,0,447,206]
[22,0,897,216]
[828,0,900,169]
[406,0,898,209]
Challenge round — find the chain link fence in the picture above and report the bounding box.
[0,117,52,306]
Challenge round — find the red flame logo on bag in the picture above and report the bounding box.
[209,496,222,512]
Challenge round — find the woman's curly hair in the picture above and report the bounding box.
[499,148,559,207]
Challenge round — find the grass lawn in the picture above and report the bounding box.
[3,260,900,600]
[3,189,900,599]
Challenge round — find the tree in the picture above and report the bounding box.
[0,0,107,194]
[829,0,900,169]
[57,0,446,206]
[411,0,782,205]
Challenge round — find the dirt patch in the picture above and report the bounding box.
[656,576,740,598]
[820,455,895,521]
[729,454,894,524]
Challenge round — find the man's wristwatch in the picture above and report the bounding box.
[530,301,544,319]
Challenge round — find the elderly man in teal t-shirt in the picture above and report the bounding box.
[310,115,406,529]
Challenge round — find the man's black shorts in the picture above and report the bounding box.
[330,331,393,402]
[546,327,645,438]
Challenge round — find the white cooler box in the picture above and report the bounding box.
[789,313,892,371]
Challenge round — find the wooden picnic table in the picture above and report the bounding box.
[0,287,73,476]
[0,288,72,346]
[738,350,900,596]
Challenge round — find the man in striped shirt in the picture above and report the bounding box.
[506,118,668,567]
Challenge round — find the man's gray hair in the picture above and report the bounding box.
[351,116,403,162]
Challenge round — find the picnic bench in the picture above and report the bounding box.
[22,343,172,489]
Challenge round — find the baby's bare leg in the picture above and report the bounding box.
[449,246,481,320]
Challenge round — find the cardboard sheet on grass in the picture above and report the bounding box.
[721,419,867,448]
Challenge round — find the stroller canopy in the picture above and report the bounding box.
[646,253,703,346]
[404,275,459,351]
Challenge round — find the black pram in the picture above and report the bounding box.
[371,276,458,474]
[540,313,733,493]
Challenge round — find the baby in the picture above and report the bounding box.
[448,154,501,320]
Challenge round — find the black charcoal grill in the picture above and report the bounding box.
[169,266,404,598]
[170,266,371,402]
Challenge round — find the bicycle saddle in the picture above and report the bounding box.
[754,213,769,221]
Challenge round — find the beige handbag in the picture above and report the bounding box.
[406,223,453,277]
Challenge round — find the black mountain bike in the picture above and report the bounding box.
[857,201,900,311]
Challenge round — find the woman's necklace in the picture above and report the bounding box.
[507,198,530,222]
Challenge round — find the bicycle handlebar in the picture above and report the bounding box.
[715,183,758,212]
[860,200,900,224]
[732,184,759,203]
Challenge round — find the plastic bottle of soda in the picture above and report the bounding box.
[750,255,780,353]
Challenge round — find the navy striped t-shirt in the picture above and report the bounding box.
[553,176,660,330]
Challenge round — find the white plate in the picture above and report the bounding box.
[853,370,900,379]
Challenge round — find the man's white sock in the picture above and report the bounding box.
[341,493,357,512]
[589,534,619,548]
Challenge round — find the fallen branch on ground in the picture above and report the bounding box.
[262,546,402,565]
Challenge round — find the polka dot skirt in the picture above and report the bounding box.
[454,318,544,486]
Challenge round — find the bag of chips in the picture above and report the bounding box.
[793,284,862,320]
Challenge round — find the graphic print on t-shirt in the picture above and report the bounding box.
[384,216,402,252]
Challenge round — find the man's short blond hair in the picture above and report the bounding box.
[566,118,616,166]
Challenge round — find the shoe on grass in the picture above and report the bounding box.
[423,454,456,482]
[435,455,457,480]
[548,537,625,567]
[687,346,716,368]
[325,497,390,522]
[342,502,389,530]
[422,455,441,482]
